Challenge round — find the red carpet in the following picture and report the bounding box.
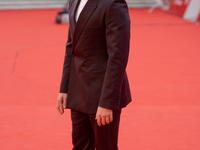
[0,9,200,150]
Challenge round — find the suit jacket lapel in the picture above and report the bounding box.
[72,0,99,51]
[69,0,81,38]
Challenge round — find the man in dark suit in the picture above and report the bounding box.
[56,0,132,149]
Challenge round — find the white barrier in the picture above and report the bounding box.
[183,0,200,22]
[168,0,200,22]
[197,12,200,22]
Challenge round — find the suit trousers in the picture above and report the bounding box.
[71,109,121,150]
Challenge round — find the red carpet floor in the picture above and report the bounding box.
[0,8,200,150]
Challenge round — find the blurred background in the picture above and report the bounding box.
[0,0,199,22]
[0,0,200,150]
[0,0,168,9]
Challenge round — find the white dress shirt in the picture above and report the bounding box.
[75,0,88,22]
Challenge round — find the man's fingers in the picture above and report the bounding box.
[56,100,64,115]
[101,116,106,125]
[106,115,110,124]
[105,114,113,124]
[109,114,113,123]
[63,97,67,108]
[57,107,62,114]
[96,115,112,126]
[95,106,113,126]
[60,106,64,115]
[56,105,64,115]
[96,116,101,126]
[56,93,68,115]
[56,104,61,114]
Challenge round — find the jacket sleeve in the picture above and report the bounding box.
[98,0,130,109]
[59,28,73,93]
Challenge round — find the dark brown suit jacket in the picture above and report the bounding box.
[60,0,132,114]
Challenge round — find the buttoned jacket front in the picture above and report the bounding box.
[60,0,132,114]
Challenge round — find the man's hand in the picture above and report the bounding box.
[56,93,68,115]
[95,106,113,126]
